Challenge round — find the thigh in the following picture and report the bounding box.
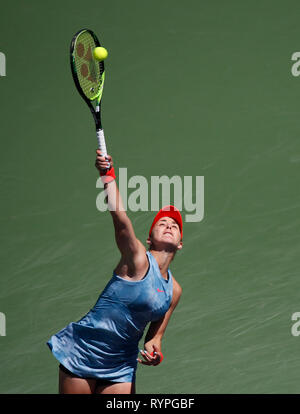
[59,365,97,394]
[95,381,135,394]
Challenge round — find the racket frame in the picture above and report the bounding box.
[70,28,107,156]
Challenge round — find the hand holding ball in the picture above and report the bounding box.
[150,351,164,364]
[138,349,164,365]
[93,47,108,61]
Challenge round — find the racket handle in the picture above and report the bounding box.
[96,128,108,157]
[96,128,111,170]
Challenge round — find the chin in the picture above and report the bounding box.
[152,240,178,252]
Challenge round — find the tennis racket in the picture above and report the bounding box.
[70,28,108,161]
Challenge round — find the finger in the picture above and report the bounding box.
[96,162,107,169]
[140,349,154,362]
[153,351,161,359]
[95,158,110,167]
[96,156,111,167]
[96,156,106,162]
[143,349,154,359]
[96,149,112,159]
[151,345,161,359]
[152,355,161,365]
[152,344,160,353]
[137,357,152,365]
[139,350,148,361]
[148,351,159,364]
[96,160,109,167]
[137,352,152,364]
[104,156,112,168]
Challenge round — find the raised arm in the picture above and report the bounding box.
[95,150,147,274]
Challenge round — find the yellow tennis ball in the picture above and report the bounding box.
[93,47,108,61]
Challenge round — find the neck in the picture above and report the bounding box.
[149,249,174,280]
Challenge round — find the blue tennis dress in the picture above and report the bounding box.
[47,251,173,383]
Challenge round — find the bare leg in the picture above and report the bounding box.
[95,381,135,394]
[59,366,97,394]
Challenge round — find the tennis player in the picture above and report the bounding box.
[47,150,183,394]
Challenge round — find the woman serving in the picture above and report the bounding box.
[47,150,183,394]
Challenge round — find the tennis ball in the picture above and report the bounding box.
[150,351,164,363]
[93,47,108,61]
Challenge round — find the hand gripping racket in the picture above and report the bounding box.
[70,29,109,162]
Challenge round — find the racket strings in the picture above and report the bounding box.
[73,31,103,100]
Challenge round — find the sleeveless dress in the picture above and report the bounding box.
[47,251,173,383]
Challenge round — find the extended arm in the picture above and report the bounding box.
[95,151,147,275]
